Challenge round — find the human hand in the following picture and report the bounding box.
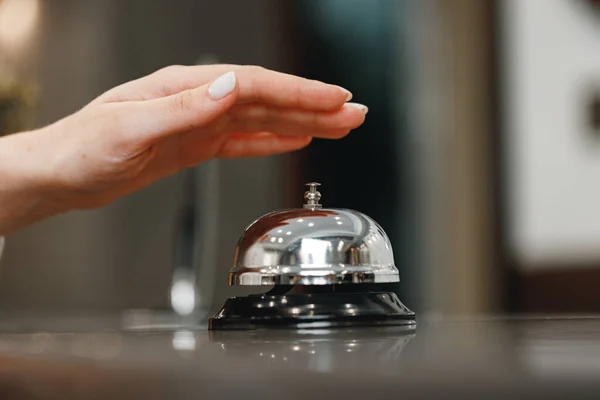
[0,65,367,234]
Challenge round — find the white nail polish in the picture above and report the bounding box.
[345,102,368,114]
[335,85,353,101]
[208,71,236,100]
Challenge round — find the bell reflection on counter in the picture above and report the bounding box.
[209,327,415,370]
[209,183,416,330]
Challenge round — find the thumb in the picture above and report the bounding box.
[122,71,238,145]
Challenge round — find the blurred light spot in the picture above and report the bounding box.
[277,237,284,243]
[308,222,315,227]
[171,280,195,315]
[0,0,39,50]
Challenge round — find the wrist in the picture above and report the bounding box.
[0,128,68,235]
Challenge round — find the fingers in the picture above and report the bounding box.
[103,65,352,111]
[101,66,366,165]
[217,132,313,159]
[120,71,239,145]
[233,66,351,110]
[158,65,353,110]
[223,102,367,139]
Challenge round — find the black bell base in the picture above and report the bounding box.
[208,286,416,331]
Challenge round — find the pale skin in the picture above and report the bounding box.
[0,64,367,236]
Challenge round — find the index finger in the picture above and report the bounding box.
[234,66,352,111]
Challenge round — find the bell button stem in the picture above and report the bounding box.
[304,182,322,209]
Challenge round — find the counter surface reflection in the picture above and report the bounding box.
[0,315,598,399]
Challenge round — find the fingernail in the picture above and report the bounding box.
[208,71,236,100]
[335,85,353,101]
[345,102,368,114]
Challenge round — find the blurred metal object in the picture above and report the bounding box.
[169,53,221,318]
[170,167,198,316]
[169,148,220,319]
[228,182,400,286]
[0,236,5,261]
[192,159,220,315]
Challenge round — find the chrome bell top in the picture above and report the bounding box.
[228,183,400,286]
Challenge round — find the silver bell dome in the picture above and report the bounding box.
[228,183,400,286]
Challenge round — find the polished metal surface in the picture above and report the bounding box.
[229,183,400,285]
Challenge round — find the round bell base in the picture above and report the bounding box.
[208,284,416,331]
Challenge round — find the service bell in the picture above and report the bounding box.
[209,183,415,330]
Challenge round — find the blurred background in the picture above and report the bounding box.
[0,0,599,321]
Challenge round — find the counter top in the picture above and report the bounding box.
[0,314,598,399]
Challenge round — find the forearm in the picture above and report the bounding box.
[0,129,66,235]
